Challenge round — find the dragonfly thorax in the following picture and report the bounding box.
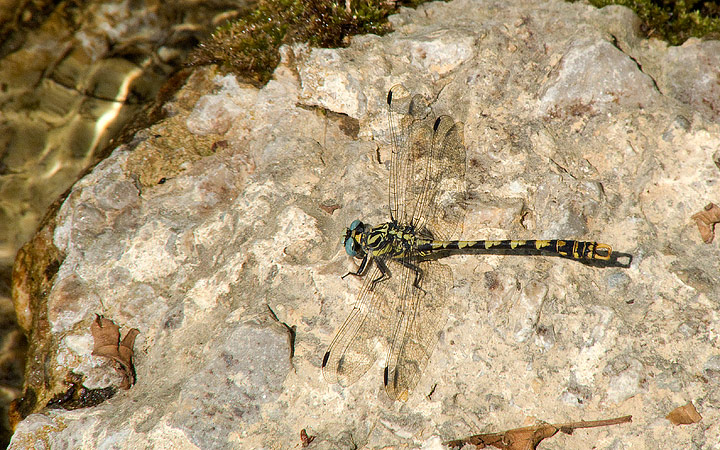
[344,220,419,260]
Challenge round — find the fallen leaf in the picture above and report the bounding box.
[446,415,632,449]
[666,402,702,425]
[691,202,720,243]
[91,315,140,389]
[319,203,340,215]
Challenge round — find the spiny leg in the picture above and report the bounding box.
[342,254,371,279]
[400,259,425,292]
[370,258,392,291]
[342,256,393,292]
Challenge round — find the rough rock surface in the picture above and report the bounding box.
[9,0,720,448]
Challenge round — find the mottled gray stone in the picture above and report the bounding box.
[660,40,720,121]
[172,322,292,449]
[9,0,720,448]
[704,355,720,376]
[537,39,659,116]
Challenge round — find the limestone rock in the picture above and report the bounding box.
[10,0,720,448]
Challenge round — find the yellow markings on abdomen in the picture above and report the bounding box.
[534,240,551,250]
[509,240,526,248]
[571,241,580,258]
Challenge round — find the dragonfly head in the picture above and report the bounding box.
[344,219,366,258]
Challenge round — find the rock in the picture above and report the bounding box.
[658,39,720,121]
[9,0,720,448]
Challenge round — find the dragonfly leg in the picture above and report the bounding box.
[400,259,426,294]
[342,254,371,279]
[370,258,391,291]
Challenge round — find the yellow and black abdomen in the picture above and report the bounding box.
[416,239,612,260]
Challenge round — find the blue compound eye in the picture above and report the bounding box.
[349,219,361,231]
[345,237,357,256]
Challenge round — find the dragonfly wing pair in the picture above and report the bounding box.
[388,84,467,241]
[323,85,467,400]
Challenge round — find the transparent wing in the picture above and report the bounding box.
[387,84,431,225]
[322,259,403,387]
[387,85,467,240]
[325,86,464,399]
[419,116,467,241]
[384,259,453,400]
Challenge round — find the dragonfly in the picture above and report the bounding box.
[322,85,612,401]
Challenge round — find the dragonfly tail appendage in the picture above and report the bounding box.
[592,243,613,260]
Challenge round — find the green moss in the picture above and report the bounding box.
[579,0,720,45]
[194,0,719,83]
[192,0,430,85]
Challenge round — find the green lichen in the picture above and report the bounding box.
[191,0,429,85]
[580,0,720,45]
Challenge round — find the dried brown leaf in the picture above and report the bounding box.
[91,316,121,358]
[91,315,140,389]
[118,328,140,363]
[300,428,315,447]
[691,202,720,243]
[666,402,702,425]
[319,203,340,215]
[446,415,632,449]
